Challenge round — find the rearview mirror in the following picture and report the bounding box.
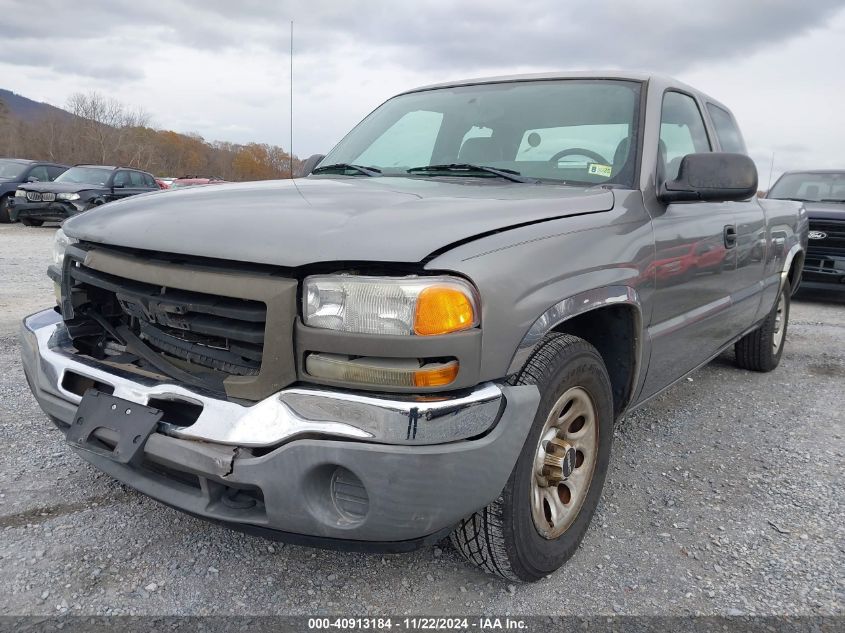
[659,152,757,203]
[297,154,325,178]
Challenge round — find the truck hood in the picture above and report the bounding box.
[64,177,615,267]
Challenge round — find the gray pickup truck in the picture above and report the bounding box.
[20,71,807,582]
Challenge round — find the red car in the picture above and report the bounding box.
[169,176,226,189]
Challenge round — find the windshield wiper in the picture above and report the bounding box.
[406,163,537,183]
[820,198,845,203]
[312,163,382,177]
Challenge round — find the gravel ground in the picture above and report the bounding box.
[0,223,843,617]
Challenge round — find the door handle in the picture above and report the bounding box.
[724,225,737,249]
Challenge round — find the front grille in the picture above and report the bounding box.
[71,264,266,376]
[808,219,845,256]
[42,192,56,202]
[26,191,41,202]
[62,244,298,400]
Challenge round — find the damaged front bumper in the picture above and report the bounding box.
[20,308,539,549]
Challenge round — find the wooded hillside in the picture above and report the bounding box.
[0,91,301,180]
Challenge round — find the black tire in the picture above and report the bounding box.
[0,195,11,223]
[735,278,790,372]
[450,333,614,582]
[21,218,44,227]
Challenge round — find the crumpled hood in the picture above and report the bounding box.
[64,177,614,267]
[20,181,101,194]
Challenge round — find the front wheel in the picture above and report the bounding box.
[450,333,614,582]
[0,196,11,223]
[735,278,790,372]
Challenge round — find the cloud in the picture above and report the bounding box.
[7,1,843,81]
[1,0,844,170]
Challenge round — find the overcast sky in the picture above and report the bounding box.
[1,0,844,183]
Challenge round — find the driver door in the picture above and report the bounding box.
[640,90,738,398]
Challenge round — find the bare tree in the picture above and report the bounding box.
[3,90,297,180]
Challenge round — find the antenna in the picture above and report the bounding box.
[767,151,775,191]
[290,20,294,179]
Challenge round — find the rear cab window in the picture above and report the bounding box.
[706,103,747,154]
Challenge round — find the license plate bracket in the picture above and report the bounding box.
[66,389,163,465]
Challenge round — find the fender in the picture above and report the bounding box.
[781,242,804,292]
[506,286,644,411]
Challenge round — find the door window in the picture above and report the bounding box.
[128,171,146,187]
[27,166,51,182]
[659,92,711,181]
[113,171,130,187]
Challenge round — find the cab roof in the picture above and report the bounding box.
[399,70,725,109]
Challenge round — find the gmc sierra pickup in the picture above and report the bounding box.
[20,72,807,582]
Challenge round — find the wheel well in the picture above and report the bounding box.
[787,251,804,294]
[552,304,638,415]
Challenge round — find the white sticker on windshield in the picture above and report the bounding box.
[588,163,613,178]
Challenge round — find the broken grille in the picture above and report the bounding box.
[62,244,297,401]
[71,264,266,376]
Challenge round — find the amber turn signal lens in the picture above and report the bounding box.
[414,286,476,336]
[413,361,460,387]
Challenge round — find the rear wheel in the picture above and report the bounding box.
[0,195,11,223]
[21,218,44,227]
[735,278,790,372]
[450,333,614,582]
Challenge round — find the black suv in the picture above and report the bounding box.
[10,165,159,226]
[0,158,68,223]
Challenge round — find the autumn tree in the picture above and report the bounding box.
[1,90,299,181]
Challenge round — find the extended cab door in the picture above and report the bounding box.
[705,102,768,329]
[640,90,739,398]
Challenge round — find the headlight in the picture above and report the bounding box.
[52,228,78,267]
[56,192,80,201]
[304,275,479,336]
[14,189,26,198]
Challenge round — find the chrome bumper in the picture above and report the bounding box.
[20,309,504,447]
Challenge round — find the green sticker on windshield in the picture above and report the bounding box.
[588,163,613,178]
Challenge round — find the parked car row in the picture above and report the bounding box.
[8,165,159,226]
[1,158,230,225]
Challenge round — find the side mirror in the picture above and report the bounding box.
[659,152,757,203]
[297,154,325,178]
[27,176,39,183]
[112,183,125,189]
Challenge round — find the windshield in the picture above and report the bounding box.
[0,160,28,180]
[55,167,113,186]
[320,79,642,186]
[768,172,845,202]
